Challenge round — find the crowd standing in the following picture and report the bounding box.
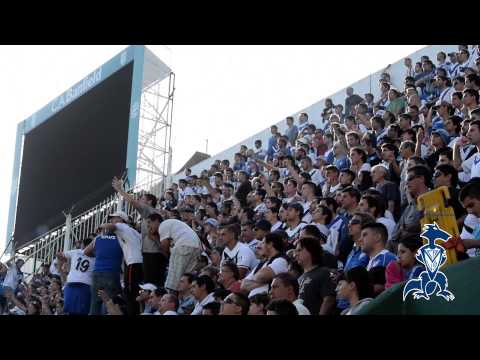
[2,45,480,315]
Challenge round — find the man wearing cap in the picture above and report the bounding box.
[204,218,219,247]
[137,283,157,314]
[98,211,143,316]
[112,178,166,288]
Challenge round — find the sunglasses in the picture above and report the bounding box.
[224,297,239,306]
[433,171,444,178]
[349,219,362,225]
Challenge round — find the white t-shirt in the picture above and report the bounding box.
[64,249,95,286]
[159,219,201,249]
[49,259,61,276]
[302,201,313,224]
[154,310,178,315]
[307,168,324,186]
[254,202,268,214]
[114,223,143,265]
[2,263,21,291]
[315,223,330,238]
[191,292,215,315]
[246,256,289,298]
[286,222,307,240]
[293,299,311,315]
[271,221,284,232]
[246,239,260,254]
[221,242,259,271]
[359,163,371,173]
[377,217,396,241]
[461,214,480,258]
[470,152,480,180]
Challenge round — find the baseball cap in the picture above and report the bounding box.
[205,218,219,228]
[254,219,272,232]
[139,283,157,292]
[432,128,451,145]
[108,211,129,223]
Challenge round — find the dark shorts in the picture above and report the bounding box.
[64,283,91,315]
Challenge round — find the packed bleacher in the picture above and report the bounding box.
[2,45,480,315]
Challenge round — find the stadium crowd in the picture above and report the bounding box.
[3,45,480,315]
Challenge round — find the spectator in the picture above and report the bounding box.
[298,112,310,134]
[201,301,220,315]
[136,283,157,315]
[284,203,307,246]
[220,292,250,315]
[433,164,466,220]
[270,272,310,315]
[339,169,356,190]
[265,206,283,232]
[159,218,203,292]
[361,223,397,271]
[266,299,298,315]
[349,147,371,178]
[371,164,401,221]
[267,125,280,160]
[156,294,179,315]
[83,230,123,315]
[254,219,272,243]
[295,236,336,315]
[241,232,288,297]
[344,212,376,272]
[362,131,382,166]
[299,225,337,269]
[191,275,216,315]
[219,223,258,278]
[336,267,374,315]
[219,262,242,293]
[240,220,260,253]
[112,177,164,286]
[358,194,396,240]
[332,142,350,171]
[463,88,480,116]
[248,293,270,315]
[285,116,298,145]
[311,205,332,238]
[322,165,341,198]
[300,156,323,186]
[97,211,144,316]
[177,273,196,315]
[345,87,364,116]
[385,235,424,289]
[56,236,95,315]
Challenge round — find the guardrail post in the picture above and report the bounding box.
[63,213,72,252]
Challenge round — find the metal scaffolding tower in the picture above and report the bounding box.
[136,71,175,194]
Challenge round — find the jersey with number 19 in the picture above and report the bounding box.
[64,249,95,286]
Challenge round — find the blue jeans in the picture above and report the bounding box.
[89,272,121,315]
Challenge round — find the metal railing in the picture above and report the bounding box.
[13,176,166,280]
